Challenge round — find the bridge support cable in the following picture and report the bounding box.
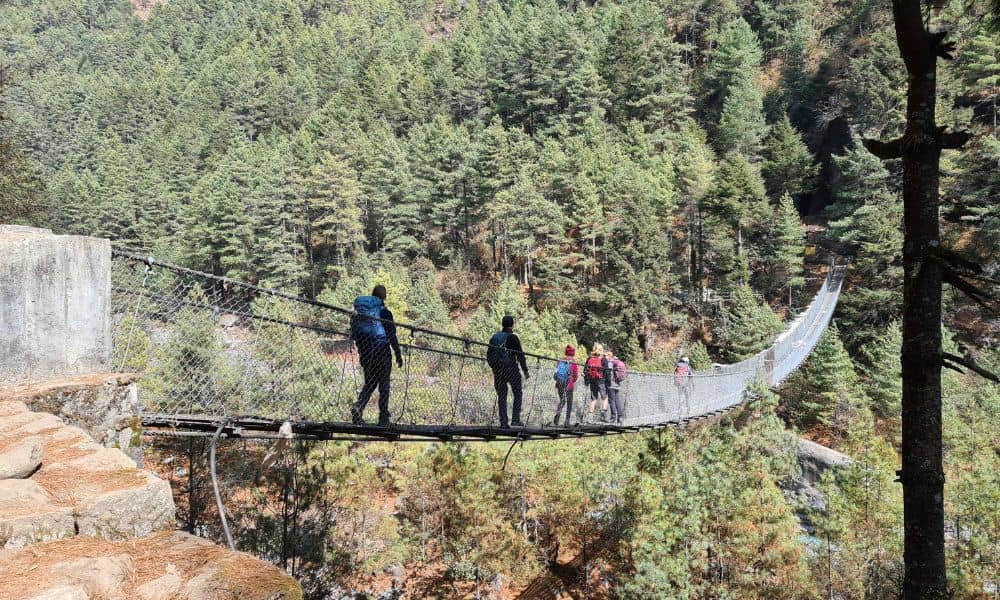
[110,248,845,442]
[210,420,236,551]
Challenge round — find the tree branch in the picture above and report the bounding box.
[929,31,957,60]
[863,137,904,160]
[942,269,994,309]
[942,352,1000,383]
[939,128,972,150]
[942,359,966,376]
[935,247,982,275]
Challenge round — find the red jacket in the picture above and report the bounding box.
[566,361,580,391]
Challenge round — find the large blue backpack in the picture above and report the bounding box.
[554,360,572,386]
[352,295,387,343]
[486,331,512,369]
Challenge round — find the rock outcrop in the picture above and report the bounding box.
[1,373,143,462]
[0,531,303,600]
[780,438,853,533]
[0,396,302,600]
[0,398,172,549]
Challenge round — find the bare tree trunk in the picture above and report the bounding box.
[863,2,970,596]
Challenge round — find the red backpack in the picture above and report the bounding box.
[586,356,603,380]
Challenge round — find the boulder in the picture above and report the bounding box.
[0,412,64,436]
[49,554,133,599]
[0,437,43,479]
[0,479,75,549]
[29,586,88,600]
[797,438,851,484]
[73,472,175,540]
[136,570,184,600]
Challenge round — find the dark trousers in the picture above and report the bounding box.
[554,385,573,425]
[355,345,392,424]
[493,365,523,427]
[588,379,605,402]
[607,388,624,420]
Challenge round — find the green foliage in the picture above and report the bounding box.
[767,192,806,296]
[826,141,903,349]
[781,323,866,432]
[6,1,1000,594]
[761,115,817,200]
[717,284,783,361]
[862,321,902,422]
[619,388,811,598]
[717,70,769,160]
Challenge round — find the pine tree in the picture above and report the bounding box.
[599,7,691,135]
[673,124,717,297]
[296,151,365,281]
[962,26,1000,134]
[825,142,903,349]
[0,73,42,224]
[717,69,769,161]
[769,193,806,299]
[717,284,783,361]
[701,153,769,291]
[784,324,865,431]
[862,321,902,421]
[408,116,483,265]
[761,115,817,200]
[705,17,765,98]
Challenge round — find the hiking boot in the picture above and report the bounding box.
[511,420,525,428]
[600,410,608,422]
[552,415,561,426]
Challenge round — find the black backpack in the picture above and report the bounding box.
[486,331,512,369]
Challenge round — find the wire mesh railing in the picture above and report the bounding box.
[110,249,845,437]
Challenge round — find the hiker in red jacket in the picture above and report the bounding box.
[552,345,580,427]
[583,343,605,424]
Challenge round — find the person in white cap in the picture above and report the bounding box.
[675,356,693,406]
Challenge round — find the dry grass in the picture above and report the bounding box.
[0,373,135,403]
[0,531,301,600]
[33,467,150,506]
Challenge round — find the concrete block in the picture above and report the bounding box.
[0,226,111,384]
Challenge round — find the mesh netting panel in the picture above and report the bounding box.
[111,252,845,431]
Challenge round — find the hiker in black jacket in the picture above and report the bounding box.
[486,315,530,428]
[350,285,403,427]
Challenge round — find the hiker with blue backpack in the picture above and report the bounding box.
[552,345,580,427]
[486,315,530,428]
[350,285,403,427]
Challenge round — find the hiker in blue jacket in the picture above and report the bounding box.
[350,285,403,426]
[487,315,530,428]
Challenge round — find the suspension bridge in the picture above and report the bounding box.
[111,249,846,443]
